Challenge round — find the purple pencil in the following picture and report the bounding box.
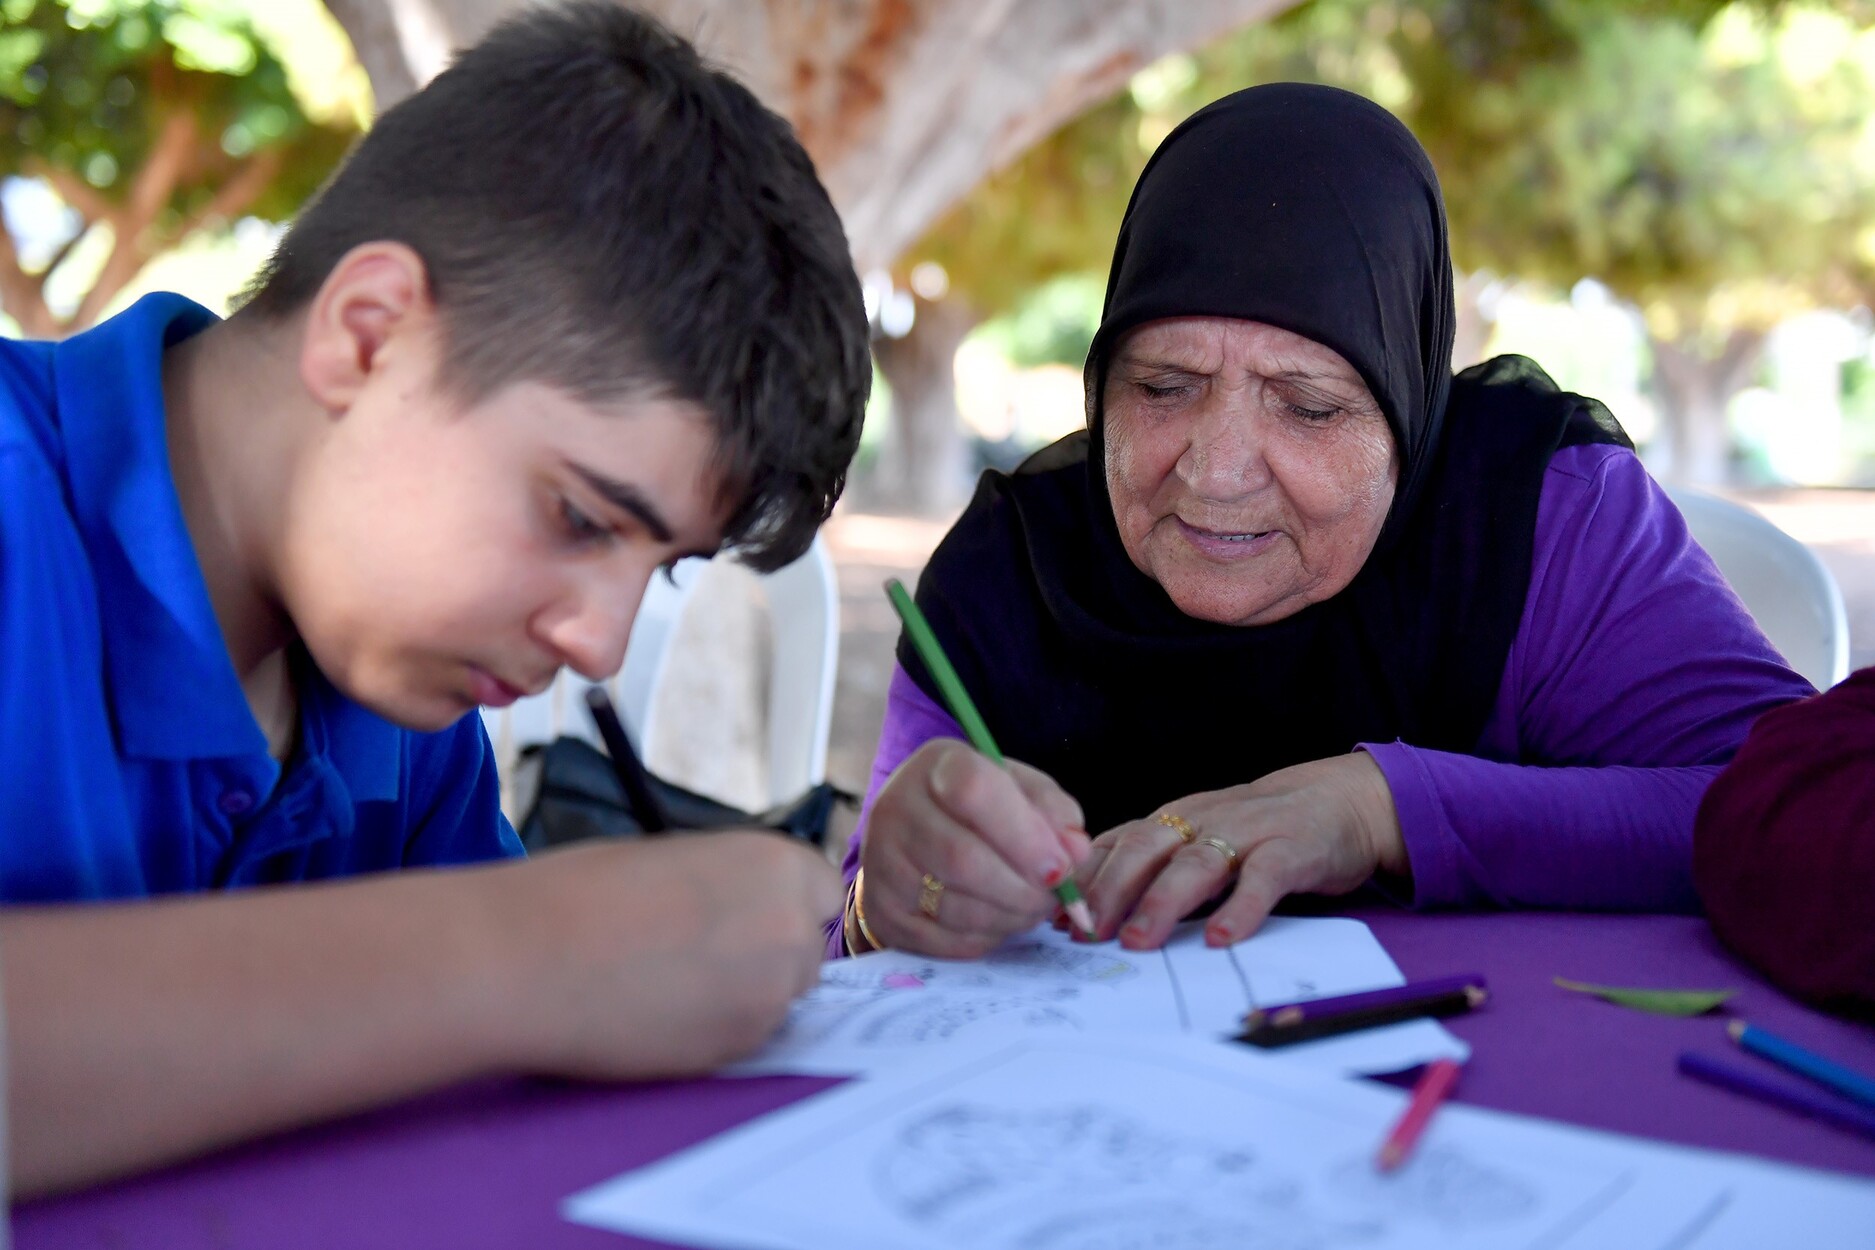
[1237,974,1488,1048]
[1679,1051,1875,1144]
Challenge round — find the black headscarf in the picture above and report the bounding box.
[900,84,1629,833]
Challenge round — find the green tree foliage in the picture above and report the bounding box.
[1207,0,1875,478]
[909,3,1765,332]
[0,0,357,336]
[1226,2,1875,339]
[908,94,1144,325]
[907,1,1875,478]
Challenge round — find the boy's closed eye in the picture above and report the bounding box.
[556,461,725,573]
[553,486,708,583]
[558,497,612,545]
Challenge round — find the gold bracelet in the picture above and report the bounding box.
[841,881,864,954]
[849,866,886,953]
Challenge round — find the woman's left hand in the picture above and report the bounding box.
[1075,753,1407,949]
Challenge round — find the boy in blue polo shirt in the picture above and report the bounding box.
[0,3,866,1195]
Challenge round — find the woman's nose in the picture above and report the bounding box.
[1177,391,1269,499]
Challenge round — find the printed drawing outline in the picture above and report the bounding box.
[775,938,1151,1049]
[855,991,1088,1044]
[866,1100,1549,1249]
[1329,1145,1541,1226]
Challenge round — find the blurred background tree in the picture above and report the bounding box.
[0,0,361,337]
[867,92,1149,509]
[881,0,1875,498]
[1213,0,1875,481]
[316,0,1297,514]
[13,0,1875,493]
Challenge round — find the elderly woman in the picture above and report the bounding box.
[835,84,1811,960]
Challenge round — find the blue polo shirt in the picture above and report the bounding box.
[0,293,522,902]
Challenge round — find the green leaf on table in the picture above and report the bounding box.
[1553,978,1737,1017]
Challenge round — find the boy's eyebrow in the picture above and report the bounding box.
[568,463,676,544]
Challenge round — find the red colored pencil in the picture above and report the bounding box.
[1376,1058,1463,1171]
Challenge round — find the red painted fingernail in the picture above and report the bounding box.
[1042,864,1065,888]
[1206,922,1233,946]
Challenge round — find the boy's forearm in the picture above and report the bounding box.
[2,863,524,1198]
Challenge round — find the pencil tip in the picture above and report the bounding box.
[1065,899,1095,936]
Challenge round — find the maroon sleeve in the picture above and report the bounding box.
[1694,667,1875,1015]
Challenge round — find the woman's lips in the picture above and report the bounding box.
[467,666,529,708]
[1174,517,1278,559]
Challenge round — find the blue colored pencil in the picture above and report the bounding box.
[1729,1020,1875,1113]
[1680,1051,1875,1144]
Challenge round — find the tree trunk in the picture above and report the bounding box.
[322,0,511,101]
[1648,329,1765,485]
[871,294,976,516]
[0,224,62,339]
[323,0,1294,271]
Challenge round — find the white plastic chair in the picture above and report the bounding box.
[480,534,841,820]
[1668,487,1850,690]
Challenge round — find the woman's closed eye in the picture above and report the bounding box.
[1283,400,1341,421]
[1123,373,1202,404]
[1272,383,1356,423]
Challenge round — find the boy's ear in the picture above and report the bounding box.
[298,242,436,414]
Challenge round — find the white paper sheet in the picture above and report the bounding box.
[730,916,1468,1078]
[567,1036,1875,1250]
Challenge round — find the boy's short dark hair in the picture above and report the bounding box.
[240,1,868,571]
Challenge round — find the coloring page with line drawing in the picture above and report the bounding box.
[728,916,1467,1079]
[573,1035,1872,1250]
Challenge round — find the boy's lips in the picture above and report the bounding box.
[467,666,531,708]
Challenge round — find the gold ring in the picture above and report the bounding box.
[852,867,887,952]
[1196,837,1240,872]
[1157,812,1198,844]
[918,872,946,921]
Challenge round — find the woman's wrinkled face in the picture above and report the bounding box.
[1102,317,1398,627]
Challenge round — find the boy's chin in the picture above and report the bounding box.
[352,685,480,733]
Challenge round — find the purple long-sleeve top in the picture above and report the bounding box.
[829,444,1813,957]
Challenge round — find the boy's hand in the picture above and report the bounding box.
[1,833,838,1195]
[485,833,842,1077]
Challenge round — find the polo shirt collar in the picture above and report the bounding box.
[300,656,402,803]
[54,293,264,761]
[53,294,405,802]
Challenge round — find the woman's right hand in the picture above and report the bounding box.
[856,739,1088,958]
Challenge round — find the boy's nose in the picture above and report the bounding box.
[543,569,649,682]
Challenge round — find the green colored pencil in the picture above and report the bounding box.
[884,578,1096,937]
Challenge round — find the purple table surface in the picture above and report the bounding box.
[16,909,1875,1249]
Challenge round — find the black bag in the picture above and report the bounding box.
[514,735,853,851]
